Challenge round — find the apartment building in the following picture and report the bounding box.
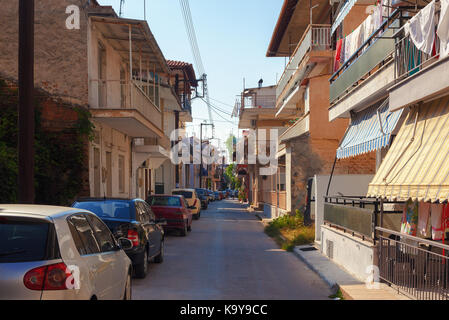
[255,0,376,220]
[321,0,449,298]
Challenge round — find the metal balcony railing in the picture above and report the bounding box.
[329,9,406,104]
[277,24,331,100]
[394,32,440,81]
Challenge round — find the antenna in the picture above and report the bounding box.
[119,0,125,17]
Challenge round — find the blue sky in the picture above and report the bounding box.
[98,0,285,155]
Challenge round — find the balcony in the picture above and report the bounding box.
[90,79,164,138]
[328,10,405,120]
[276,24,332,108]
[389,27,449,111]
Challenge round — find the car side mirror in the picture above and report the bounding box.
[118,238,133,250]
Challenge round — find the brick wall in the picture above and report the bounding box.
[0,0,90,105]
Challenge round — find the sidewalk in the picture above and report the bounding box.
[293,244,411,300]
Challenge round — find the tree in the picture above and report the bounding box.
[225,134,236,161]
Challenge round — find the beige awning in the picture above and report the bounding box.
[368,95,449,202]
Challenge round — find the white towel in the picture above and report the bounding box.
[404,0,436,55]
[437,0,449,59]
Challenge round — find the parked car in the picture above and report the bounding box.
[147,195,193,236]
[0,205,133,300]
[72,198,165,279]
[195,188,209,209]
[213,191,221,201]
[172,189,201,220]
[207,190,215,202]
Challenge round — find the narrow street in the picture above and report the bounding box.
[133,199,332,300]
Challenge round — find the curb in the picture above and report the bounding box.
[292,247,339,294]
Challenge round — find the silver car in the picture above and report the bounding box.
[0,205,133,300]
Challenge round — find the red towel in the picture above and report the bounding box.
[334,39,343,72]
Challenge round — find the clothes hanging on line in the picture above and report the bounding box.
[437,0,449,59]
[401,199,418,236]
[418,201,431,238]
[430,203,444,240]
[404,0,436,55]
[334,39,343,72]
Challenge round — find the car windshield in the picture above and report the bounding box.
[196,189,206,195]
[73,201,131,219]
[172,191,193,199]
[148,196,181,207]
[0,217,51,263]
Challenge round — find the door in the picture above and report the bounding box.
[143,201,162,256]
[135,201,158,258]
[86,214,126,299]
[68,215,113,300]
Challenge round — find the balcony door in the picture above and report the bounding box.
[98,42,107,108]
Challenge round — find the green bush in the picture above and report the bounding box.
[0,81,93,205]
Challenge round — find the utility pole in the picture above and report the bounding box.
[18,0,35,204]
[199,123,214,188]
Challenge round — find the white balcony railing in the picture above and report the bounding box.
[276,25,331,100]
[90,79,162,129]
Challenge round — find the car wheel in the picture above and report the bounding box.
[187,222,192,232]
[123,271,132,300]
[180,222,188,237]
[154,240,164,263]
[134,250,148,279]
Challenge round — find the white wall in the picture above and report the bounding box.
[321,225,375,283]
[314,174,374,242]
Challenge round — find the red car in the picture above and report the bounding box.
[147,195,193,236]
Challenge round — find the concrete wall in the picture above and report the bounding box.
[313,174,375,242]
[88,22,128,109]
[0,0,90,105]
[321,224,375,283]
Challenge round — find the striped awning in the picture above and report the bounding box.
[331,0,358,35]
[337,100,404,159]
[368,96,449,202]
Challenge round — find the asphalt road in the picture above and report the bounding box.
[132,199,332,300]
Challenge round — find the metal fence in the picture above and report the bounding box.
[324,196,403,241]
[377,227,449,300]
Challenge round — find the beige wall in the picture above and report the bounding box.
[89,121,132,198]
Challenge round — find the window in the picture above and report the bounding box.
[0,217,59,263]
[73,200,131,220]
[173,190,193,199]
[118,155,125,193]
[87,215,117,253]
[148,196,181,207]
[135,202,149,224]
[68,215,100,255]
[142,202,156,221]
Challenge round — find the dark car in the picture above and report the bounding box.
[213,191,221,201]
[72,198,165,279]
[195,188,209,209]
[147,195,193,236]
